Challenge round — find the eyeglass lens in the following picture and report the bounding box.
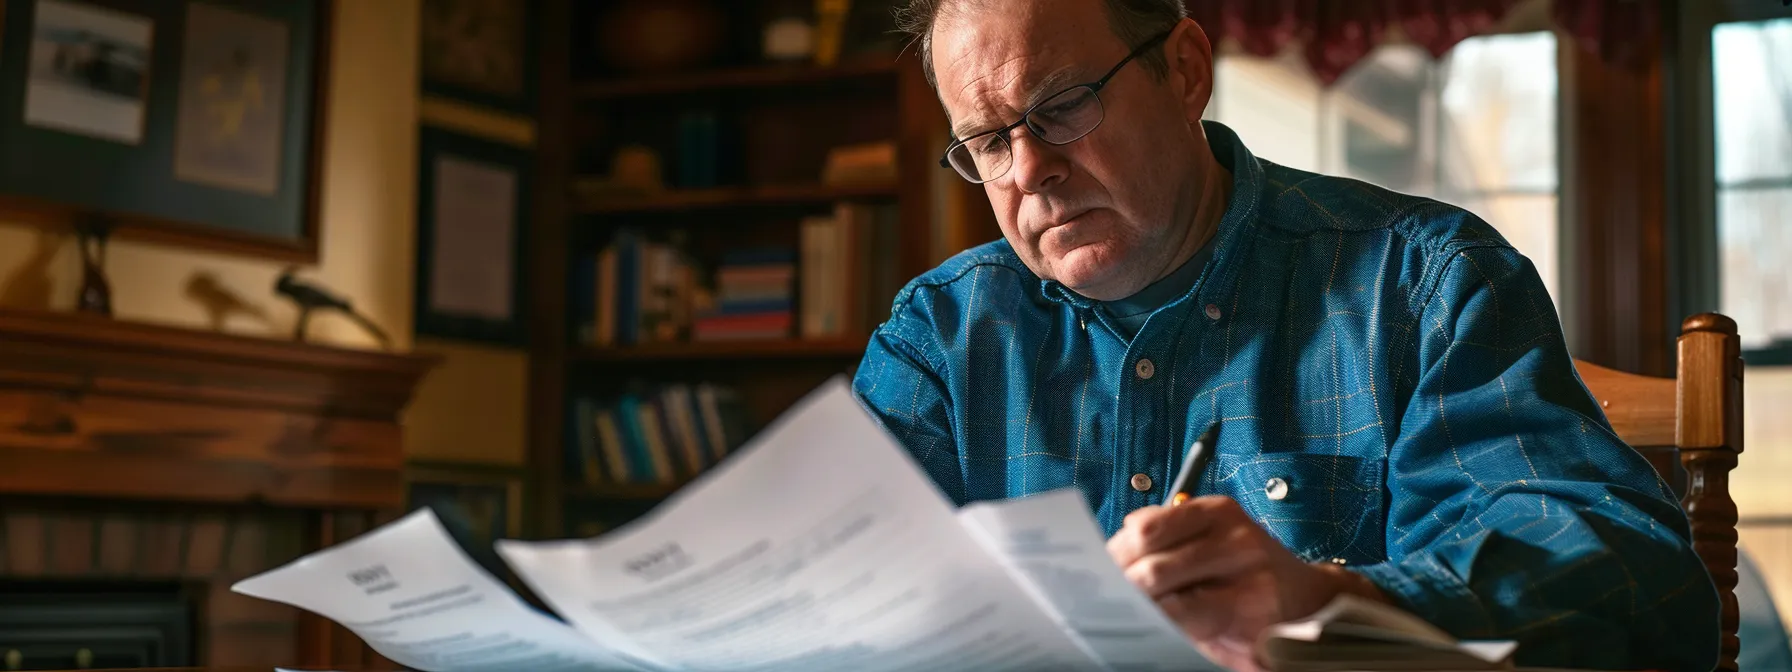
[946,85,1106,183]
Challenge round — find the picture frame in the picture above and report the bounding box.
[414,123,531,346]
[0,0,329,262]
[418,0,536,115]
[405,461,527,577]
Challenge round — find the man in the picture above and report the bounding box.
[850,0,1721,670]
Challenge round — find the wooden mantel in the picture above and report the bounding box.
[0,308,440,510]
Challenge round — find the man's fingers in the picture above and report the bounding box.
[1157,581,1236,642]
[1107,495,1242,566]
[1123,525,1267,597]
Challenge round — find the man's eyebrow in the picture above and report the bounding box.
[1022,67,1083,109]
[951,66,1084,139]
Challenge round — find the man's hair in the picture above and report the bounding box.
[893,0,1188,90]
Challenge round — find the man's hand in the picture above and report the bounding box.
[1106,495,1388,671]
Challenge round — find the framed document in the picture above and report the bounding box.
[414,123,530,346]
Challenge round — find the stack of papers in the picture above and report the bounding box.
[233,377,1222,672]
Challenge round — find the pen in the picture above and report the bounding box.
[1165,422,1220,507]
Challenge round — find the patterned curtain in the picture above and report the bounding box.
[1186,0,1659,85]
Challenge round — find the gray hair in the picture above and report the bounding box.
[893,0,1188,89]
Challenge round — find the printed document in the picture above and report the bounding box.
[232,509,650,671]
[233,376,1218,672]
[959,490,1223,671]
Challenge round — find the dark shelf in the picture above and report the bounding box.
[563,481,686,501]
[573,60,901,100]
[572,181,898,214]
[574,337,869,362]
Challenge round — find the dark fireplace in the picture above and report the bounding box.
[0,580,197,670]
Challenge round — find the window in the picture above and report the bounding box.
[1713,18,1792,354]
[1207,32,1562,302]
[1716,18,1792,516]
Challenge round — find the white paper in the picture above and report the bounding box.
[957,490,1224,672]
[495,377,1107,672]
[232,509,648,672]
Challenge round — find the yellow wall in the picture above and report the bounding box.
[0,0,531,465]
[409,99,538,466]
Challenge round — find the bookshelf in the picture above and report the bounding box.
[571,181,899,215]
[572,337,870,362]
[524,0,992,540]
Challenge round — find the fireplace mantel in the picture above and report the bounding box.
[0,308,438,508]
[0,308,439,667]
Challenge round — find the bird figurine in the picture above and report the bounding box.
[274,267,392,349]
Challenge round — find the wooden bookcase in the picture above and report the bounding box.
[524,0,989,539]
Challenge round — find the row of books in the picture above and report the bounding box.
[569,202,903,347]
[697,248,794,341]
[566,382,751,486]
[571,228,693,346]
[800,201,900,338]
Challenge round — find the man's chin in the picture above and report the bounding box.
[1049,258,1130,301]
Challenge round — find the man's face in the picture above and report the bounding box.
[931,0,1214,301]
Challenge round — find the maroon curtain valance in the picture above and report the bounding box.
[1186,0,1659,85]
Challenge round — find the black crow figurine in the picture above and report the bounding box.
[275,268,392,349]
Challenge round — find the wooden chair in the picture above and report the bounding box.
[1574,313,1745,672]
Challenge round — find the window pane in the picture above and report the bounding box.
[1719,187,1792,349]
[1453,194,1561,306]
[1208,34,1559,299]
[1327,45,1428,192]
[1733,369,1792,515]
[1211,51,1323,172]
[1436,32,1559,196]
[1713,19,1792,185]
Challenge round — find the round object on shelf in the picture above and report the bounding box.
[762,17,814,62]
[596,0,727,74]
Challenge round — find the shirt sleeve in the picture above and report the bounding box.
[1351,243,1721,671]
[851,294,969,505]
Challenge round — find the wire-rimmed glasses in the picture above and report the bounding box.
[939,29,1174,184]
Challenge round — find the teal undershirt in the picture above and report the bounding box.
[1101,237,1216,340]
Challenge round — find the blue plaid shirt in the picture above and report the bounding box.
[852,121,1719,670]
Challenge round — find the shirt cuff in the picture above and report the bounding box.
[1350,556,1500,639]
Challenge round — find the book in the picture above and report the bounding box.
[232,377,1529,672]
[1258,594,1518,671]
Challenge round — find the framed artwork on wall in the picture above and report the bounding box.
[0,0,329,262]
[419,0,535,114]
[414,123,531,346]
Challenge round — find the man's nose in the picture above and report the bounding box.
[1007,132,1069,193]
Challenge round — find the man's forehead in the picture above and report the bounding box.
[946,66,1087,138]
[934,29,1097,138]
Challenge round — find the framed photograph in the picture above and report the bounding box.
[414,123,531,346]
[23,0,151,144]
[405,461,526,578]
[419,0,535,114]
[0,0,329,262]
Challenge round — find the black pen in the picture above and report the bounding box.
[1165,422,1220,507]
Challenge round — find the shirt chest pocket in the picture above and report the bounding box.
[1215,454,1387,565]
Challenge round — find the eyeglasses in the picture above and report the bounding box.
[939,29,1174,184]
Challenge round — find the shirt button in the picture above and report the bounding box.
[1264,477,1289,501]
[1135,358,1155,380]
[1130,473,1153,492]
[1205,304,1223,321]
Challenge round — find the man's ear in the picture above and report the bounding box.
[1166,17,1215,125]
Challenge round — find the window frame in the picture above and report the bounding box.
[1667,1,1792,367]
